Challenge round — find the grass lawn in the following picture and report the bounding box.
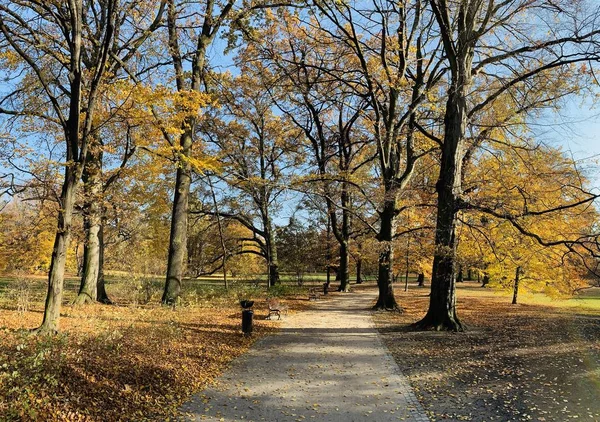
[373,281,600,421]
[0,276,311,421]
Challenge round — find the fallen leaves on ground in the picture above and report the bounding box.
[0,300,282,421]
[373,284,600,422]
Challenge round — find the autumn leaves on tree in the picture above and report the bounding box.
[1,0,600,333]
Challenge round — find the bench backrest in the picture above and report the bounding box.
[266,298,280,310]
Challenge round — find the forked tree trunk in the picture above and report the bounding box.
[374,199,400,310]
[37,167,78,333]
[75,149,102,305]
[162,131,192,305]
[512,266,521,305]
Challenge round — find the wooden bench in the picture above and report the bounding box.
[308,287,321,301]
[266,298,287,320]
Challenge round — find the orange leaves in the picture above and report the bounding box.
[0,301,276,421]
[105,81,213,141]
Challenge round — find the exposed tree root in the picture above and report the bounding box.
[411,313,464,332]
[372,301,403,313]
[73,293,94,306]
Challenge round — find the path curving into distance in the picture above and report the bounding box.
[180,286,429,422]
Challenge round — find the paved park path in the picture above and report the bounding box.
[180,287,429,422]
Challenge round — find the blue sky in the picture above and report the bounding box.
[532,96,600,189]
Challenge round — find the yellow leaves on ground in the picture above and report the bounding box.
[0,301,277,421]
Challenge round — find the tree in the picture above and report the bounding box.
[195,72,302,288]
[0,0,121,333]
[160,0,292,304]
[243,11,359,292]
[267,1,444,306]
[414,0,600,331]
[276,217,326,283]
[458,144,598,301]
[74,3,165,305]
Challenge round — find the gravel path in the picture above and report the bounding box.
[180,287,429,422]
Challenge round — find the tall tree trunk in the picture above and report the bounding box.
[162,131,192,305]
[325,214,332,290]
[356,254,363,284]
[338,241,350,292]
[264,216,280,288]
[337,183,351,292]
[404,235,410,292]
[417,272,425,287]
[413,82,467,331]
[36,0,85,332]
[37,167,78,333]
[75,148,102,305]
[456,266,464,283]
[512,266,521,305]
[374,198,400,310]
[96,219,112,304]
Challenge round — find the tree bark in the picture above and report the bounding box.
[36,0,86,333]
[96,219,112,304]
[75,148,102,305]
[356,255,363,284]
[337,184,351,292]
[456,266,464,283]
[264,215,280,288]
[162,131,192,305]
[413,74,469,331]
[512,266,521,305]
[325,214,332,290]
[337,241,350,292]
[37,166,78,333]
[374,198,400,310]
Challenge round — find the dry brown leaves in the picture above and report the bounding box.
[0,300,282,421]
[374,284,600,421]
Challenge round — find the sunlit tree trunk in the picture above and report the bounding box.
[163,132,192,305]
[38,166,79,333]
[96,219,112,304]
[75,148,103,305]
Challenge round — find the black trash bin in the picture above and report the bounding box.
[242,309,254,335]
